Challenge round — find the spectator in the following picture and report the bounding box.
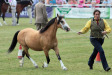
[34,0,48,30]
[56,0,63,4]
[102,0,110,8]
[63,0,67,4]
[78,0,85,8]
[46,0,49,4]
[91,0,96,8]
[92,0,100,8]
[68,0,77,4]
[68,0,77,7]
[86,1,91,8]
[50,0,56,4]
[46,0,67,4]
[96,0,100,7]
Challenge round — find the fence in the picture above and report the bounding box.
[3,4,112,19]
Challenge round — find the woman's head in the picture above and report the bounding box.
[93,9,101,20]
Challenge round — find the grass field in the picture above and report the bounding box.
[0,18,112,75]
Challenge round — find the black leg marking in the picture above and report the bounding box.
[22,51,25,57]
[57,54,61,60]
[26,53,30,59]
[46,56,50,64]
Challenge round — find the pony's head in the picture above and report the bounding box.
[56,14,70,32]
[40,14,70,33]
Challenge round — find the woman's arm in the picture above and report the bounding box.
[103,19,111,34]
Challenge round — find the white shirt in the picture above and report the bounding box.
[9,0,17,6]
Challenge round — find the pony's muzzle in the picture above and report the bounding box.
[63,26,70,32]
[66,27,70,32]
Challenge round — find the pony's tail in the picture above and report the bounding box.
[8,30,20,53]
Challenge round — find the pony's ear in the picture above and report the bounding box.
[57,14,59,17]
[57,14,59,21]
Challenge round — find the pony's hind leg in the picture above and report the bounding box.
[54,47,67,70]
[23,47,38,68]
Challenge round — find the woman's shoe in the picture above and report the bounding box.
[105,67,111,71]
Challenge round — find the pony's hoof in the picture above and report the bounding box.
[62,66,67,70]
[17,23,19,25]
[3,21,7,25]
[42,62,48,68]
[19,64,23,67]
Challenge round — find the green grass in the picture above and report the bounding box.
[0,18,112,75]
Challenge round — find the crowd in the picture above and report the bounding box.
[45,0,112,8]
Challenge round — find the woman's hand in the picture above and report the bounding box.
[102,31,107,35]
[77,32,82,35]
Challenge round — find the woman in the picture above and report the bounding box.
[77,9,111,71]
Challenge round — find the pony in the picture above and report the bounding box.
[0,0,4,26]
[0,0,32,25]
[8,14,70,70]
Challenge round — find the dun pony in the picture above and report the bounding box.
[8,14,70,70]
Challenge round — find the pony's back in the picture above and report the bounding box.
[17,28,39,41]
[17,28,42,51]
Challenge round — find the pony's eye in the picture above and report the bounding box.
[60,21,63,23]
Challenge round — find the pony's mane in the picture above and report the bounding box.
[40,16,63,33]
[40,17,56,33]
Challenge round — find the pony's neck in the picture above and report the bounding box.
[45,23,58,39]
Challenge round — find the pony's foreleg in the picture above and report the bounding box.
[42,50,50,68]
[2,13,7,25]
[54,47,67,70]
[17,13,20,25]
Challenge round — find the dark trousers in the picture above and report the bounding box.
[88,38,109,70]
[35,23,46,30]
